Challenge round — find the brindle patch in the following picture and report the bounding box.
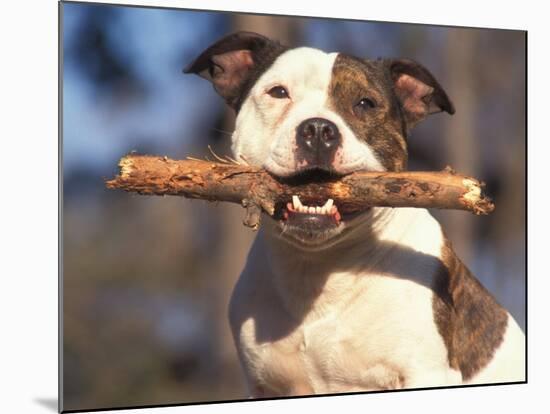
[432,237,508,381]
[327,54,408,172]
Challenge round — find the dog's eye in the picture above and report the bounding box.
[267,86,290,99]
[353,98,376,116]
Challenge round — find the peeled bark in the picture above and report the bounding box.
[106,154,495,229]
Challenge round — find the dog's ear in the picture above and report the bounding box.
[184,31,283,109]
[387,59,455,130]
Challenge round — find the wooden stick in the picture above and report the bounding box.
[106,155,495,230]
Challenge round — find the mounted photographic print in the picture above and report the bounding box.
[60,1,526,411]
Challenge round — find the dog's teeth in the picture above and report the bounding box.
[288,196,340,216]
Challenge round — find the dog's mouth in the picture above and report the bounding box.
[283,194,342,223]
[270,169,371,247]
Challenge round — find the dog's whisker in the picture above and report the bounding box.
[211,127,233,137]
[207,145,230,163]
[224,155,241,164]
[277,225,288,238]
[238,154,250,165]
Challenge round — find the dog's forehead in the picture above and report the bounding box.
[255,47,339,89]
[330,54,388,93]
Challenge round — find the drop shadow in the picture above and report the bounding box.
[34,397,58,412]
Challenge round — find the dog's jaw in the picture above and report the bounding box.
[264,203,380,251]
[273,202,347,250]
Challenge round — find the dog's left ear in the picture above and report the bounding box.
[387,59,455,130]
[184,31,284,110]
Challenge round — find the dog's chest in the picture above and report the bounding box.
[236,274,453,395]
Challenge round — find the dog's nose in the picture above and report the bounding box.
[296,118,341,168]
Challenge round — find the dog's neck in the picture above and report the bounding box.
[259,207,432,321]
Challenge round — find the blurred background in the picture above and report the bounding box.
[61,2,526,411]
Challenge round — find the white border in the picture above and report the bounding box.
[2,0,546,413]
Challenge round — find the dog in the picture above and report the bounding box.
[185,31,525,397]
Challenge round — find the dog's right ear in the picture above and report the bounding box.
[184,31,283,110]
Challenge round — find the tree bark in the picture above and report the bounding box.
[106,154,495,230]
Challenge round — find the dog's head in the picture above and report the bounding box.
[185,31,454,249]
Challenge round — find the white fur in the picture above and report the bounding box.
[232,47,384,175]
[230,208,465,396]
